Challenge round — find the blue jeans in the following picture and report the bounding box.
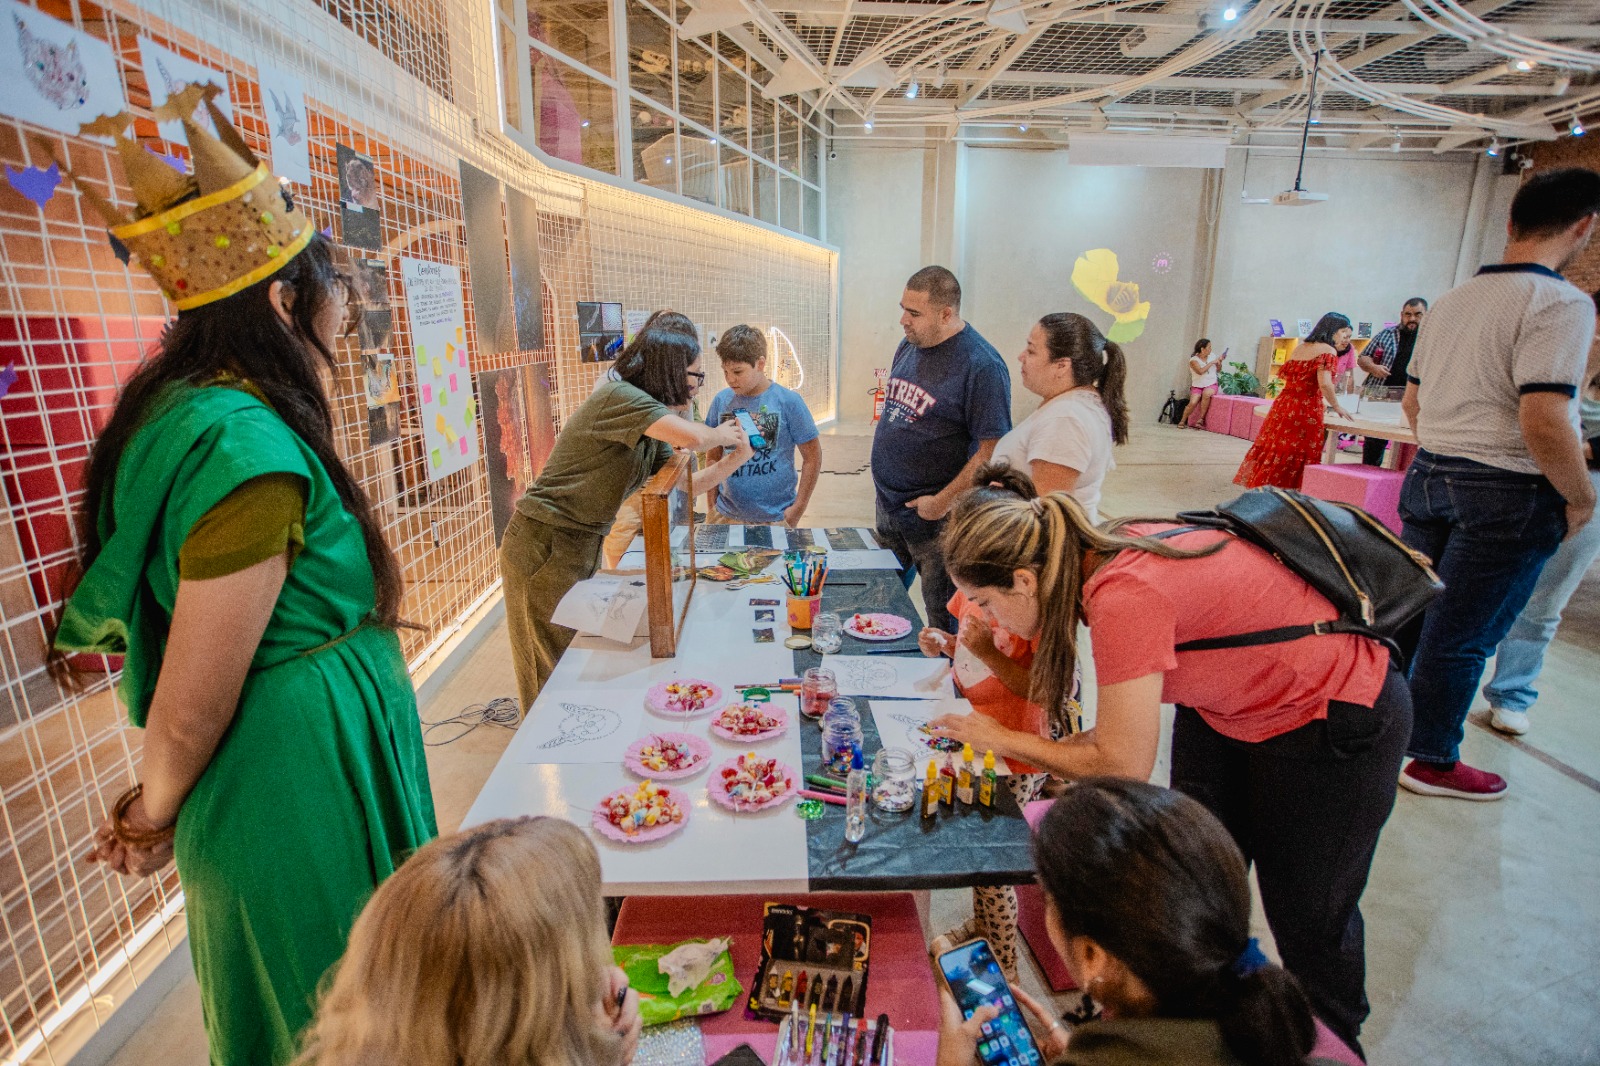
[1398,451,1567,763]
[1483,470,1600,713]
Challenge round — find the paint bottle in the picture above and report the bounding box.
[939,753,957,809]
[844,746,868,843]
[922,760,940,819]
[795,969,809,1006]
[956,743,975,806]
[779,968,795,1007]
[979,750,997,808]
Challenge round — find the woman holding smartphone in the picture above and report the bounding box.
[1181,339,1225,430]
[936,779,1346,1066]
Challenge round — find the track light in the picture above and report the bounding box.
[1308,106,1321,125]
[1486,138,1501,156]
[1571,117,1586,137]
[1512,58,1535,72]
[1222,5,1238,20]
[905,80,919,99]
[1390,134,1401,153]
[864,120,873,132]
[1019,123,1028,131]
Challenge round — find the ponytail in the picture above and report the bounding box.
[944,463,1221,732]
[1099,338,1129,445]
[1034,781,1318,1066]
[1037,312,1129,445]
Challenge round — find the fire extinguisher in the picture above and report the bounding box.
[870,368,888,423]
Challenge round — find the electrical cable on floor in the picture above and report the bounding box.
[423,696,521,746]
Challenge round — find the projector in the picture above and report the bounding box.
[1271,189,1329,206]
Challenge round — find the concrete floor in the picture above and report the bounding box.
[103,423,1600,1066]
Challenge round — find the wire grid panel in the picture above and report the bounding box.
[0,0,835,1060]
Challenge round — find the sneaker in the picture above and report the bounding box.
[1489,707,1530,736]
[1399,760,1507,801]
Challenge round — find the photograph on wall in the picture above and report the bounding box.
[364,350,399,408]
[1356,321,1373,339]
[400,257,480,480]
[458,160,516,356]
[368,401,401,446]
[477,362,555,544]
[0,2,128,138]
[337,143,382,251]
[577,300,624,363]
[137,36,232,144]
[504,186,546,351]
[353,256,390,310]
[358,308,393,352]
[256,60,311,185]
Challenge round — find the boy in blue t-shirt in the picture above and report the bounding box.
[704,325,822,526]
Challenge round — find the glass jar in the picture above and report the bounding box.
[800,667,836,720]
[811,611,843,654]
[820,698,863,776]
[870,748,917,813]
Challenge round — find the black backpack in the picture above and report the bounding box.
[1156,487,1442,656]
[1157,390,1188,425]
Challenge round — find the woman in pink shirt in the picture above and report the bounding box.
[931,465,1409,1058]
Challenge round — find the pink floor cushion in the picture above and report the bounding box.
[1311,1018,1365,1066]
[1204,394,1240,433]
[1300,463,1404,534]
[1229,397,1270,440]
[612,892,940,1064]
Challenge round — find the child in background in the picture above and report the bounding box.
[703,325,822,527]
[919,587,1058,982]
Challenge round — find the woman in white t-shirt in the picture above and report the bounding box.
[990,312,1128,521]
[1182,337,1225,429]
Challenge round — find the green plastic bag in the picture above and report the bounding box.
[613,941,744,1027]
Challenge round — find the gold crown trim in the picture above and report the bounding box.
[171,222,314,310]
[112,162,273,240]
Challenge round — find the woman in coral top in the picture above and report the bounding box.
[929,465,1409,1058]
[1235,314,1354,489]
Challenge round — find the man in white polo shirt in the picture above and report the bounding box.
[1398,167,1600,801]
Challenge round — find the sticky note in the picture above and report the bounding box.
[455,326,463,343]
[444,425,457,444]
[439,389,448,407]
[416,345,426,359]
[465,398,477,422]
[445,342,455,357]
[432,358,443,377]
[449,373,457,391]
[421,384,433,403]
[430,448,441,466]
[459,437,469,455]
[435,413,447,434]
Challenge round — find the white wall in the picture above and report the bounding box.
[829,140,1496,426]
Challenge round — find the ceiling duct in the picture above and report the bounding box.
[1121,0,1210,58]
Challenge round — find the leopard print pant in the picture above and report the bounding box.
[972,772,1046,978]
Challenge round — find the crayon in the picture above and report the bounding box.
[800,789,847,806]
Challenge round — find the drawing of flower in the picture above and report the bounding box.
[1071,248,1150,344]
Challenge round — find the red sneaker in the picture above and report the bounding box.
[1400,760,1507,801]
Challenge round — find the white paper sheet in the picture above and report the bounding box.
[869,699,1013,776]
[508,697,645,765]
[0,3,127,137]
[823,549,901,571]
[827,655,954,699]
[255,60,312,185]
[138,37,232,143]
[551,577,649,643]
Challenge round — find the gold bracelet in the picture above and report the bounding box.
[111,785,176,848]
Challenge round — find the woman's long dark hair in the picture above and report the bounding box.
[1037,312,1129,445]
[1305,313,1351,347]
[1034,779,1316,1066]
[616,327,699,408]
[78,235,407,626]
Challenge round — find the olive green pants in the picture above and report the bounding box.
[500,511,605,711]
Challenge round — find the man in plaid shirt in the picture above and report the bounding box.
[1357,297,1428,465]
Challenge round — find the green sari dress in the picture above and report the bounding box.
[56,382,437,1066]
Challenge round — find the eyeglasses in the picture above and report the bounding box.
[686,370,707,385]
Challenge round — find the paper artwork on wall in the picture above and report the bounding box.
[400,257,479,480]
[1357,321,1373,339]
[137,37,232,144]
[4,162,60,207]
[255,61,311,185]
[1296,318,1314,338]
[504,185,546,351]
[358,308,392,351]
[0,2,127,137]
[457,160,516,355]
[623,309,651,344]
[363,350,398,408]
[478,363,556,545]
[1268,319,1285,338]
[368,401,400,446]
[337,143,382,250]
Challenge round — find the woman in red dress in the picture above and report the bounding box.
[1236,313,1355,489]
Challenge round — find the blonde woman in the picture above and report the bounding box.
[928,465,1408,1058]
[294,817,640,1066]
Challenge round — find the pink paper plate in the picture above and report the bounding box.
[623,732,712,780]
[592,784,691,844]
[645,679,724,719]
[709,755,798,813]
[710,704,790,744]
[844,613,913,641]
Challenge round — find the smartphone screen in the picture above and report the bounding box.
[734,409,767,449]
[937,940,1043,1066]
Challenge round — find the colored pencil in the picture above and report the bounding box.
[799,789,847,806]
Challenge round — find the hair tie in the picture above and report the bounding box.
[1232,938,1269,979]
[1029,497,1045,515]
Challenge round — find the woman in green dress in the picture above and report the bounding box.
[51,94,436,1066]
[501,325,752,709]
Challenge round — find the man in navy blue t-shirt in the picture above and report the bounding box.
[871,266,1012,631]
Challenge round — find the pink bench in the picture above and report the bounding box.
[1228,396,1271,441]
[1203,393,1241,433]
[612,892,940,1064]
[1300,464,1405,534]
